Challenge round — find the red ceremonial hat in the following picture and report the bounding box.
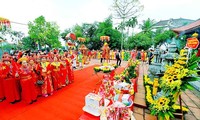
[17,57,28,63]
[40,54,48,58]
[29,57,35,61]
[2,57,11,62]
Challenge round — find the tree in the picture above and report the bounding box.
[21,36,37,50]
[94,16,122,50]
[28,16,61,50]
[45,22,61,48]
[154,30,176,46]
[127,32,152,50]
[60,28,71,40]
[140,18,155,34]
[72,24,83,38]
[111,0,143,49]
[125,17,138,35]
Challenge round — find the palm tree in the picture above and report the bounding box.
[140,18,155,34]
[126,17,138,35]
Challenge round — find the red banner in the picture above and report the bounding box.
[186,37,199,49]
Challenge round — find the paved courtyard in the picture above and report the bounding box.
[77,59,200,120]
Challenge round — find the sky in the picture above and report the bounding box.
[0,0,200,35]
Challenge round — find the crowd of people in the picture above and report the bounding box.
[0,48,154,105]
[0,49,75,104]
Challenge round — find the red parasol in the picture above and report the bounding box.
[65,33,76,40]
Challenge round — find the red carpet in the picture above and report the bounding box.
[0,65,124,120]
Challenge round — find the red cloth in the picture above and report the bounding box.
[18,66,37,104]
[50,62,63,90]
[31,63,42,96]
[131,78,138,93]
[0,62,5,100]
[79,112,100,120]
[88,51,92,56]
[141,52,145,61]
[2,63,20,103]
[37,62,54,96]
[60,63,68,85]
[66,59,74,83]
[196,48,200,57]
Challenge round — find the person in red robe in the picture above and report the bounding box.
[66,57,74,84]
[60,56,68,86]
[131,50,137,61]
[140,50,145,62]
[17,57,37,104]
[2,57,20,104]
[50,56,63,90]
[88,50,92,61]
[37,55,54,97]
[29,57,42,96]
[0,60,5,102]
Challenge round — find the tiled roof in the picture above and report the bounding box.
[172,19,200,33]
[155,18,194,28]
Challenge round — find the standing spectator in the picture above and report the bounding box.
[71,51,77,69]
[88,50,92,61]
[121,50,125,60]
[140,50,145,65]
[131,49,137,61]
[78,52,83,68]
[10,48,15,55]
[116,50,121,66]
[148,49,154,65]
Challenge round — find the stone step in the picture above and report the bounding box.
[135,92,145,99]
[134,97,147,109]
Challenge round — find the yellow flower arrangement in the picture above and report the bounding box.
[144,75,154,85]
[172,104,189,112]
[145,85,154,104]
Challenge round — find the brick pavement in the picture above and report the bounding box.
[133,63,200,120]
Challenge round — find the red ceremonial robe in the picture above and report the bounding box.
[38,62,54,96]
[2,63,20,103]
[18,66,37,104]
[0,62,5,100]
[66,59,74,83]
[60,62,68,85]
[50,62,63,90]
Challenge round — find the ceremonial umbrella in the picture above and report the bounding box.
[100,36,110,41]
[65,33,76,40]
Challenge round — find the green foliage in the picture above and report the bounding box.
[72,24,83,38]
[28,16,61,50]
[21,36,37,50]
[93,16,122,50]
[127,32,152,50]
[60,29,71,41]
[154,30,176,45]
[140,18,155,34]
